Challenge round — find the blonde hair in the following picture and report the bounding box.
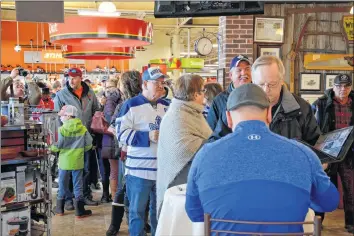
[173,74,204,101]
[251,56,285,81]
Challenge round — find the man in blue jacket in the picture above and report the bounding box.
[207,55,252,141]
[186,84,339,235]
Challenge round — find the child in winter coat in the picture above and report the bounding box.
[51,105,93,218]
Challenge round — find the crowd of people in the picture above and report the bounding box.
[0,54,353,235]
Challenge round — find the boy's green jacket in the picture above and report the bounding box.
[50,118,93,170]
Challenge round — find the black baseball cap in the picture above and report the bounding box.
[227,84,270,111]
[41,87,50,95]
[334,74,352,86]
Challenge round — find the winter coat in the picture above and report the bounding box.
[50,118,93,170]
[101,89,121,159]
[313,89,354,170]
[54,81,99,130]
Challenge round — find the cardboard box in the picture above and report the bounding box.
[16,166,42,202]
[16,166,27,203]
[1,207,31,236]
[1,171,17,205]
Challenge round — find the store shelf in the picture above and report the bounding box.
[1,198,45,212]
[0,123,41,131]
[1,155,46,165]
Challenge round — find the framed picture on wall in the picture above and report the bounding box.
[257,45,282,58]
[299,73,322,91]
[300,93,323,105]
[324,73,338,90]
[217,68,226,90]
[254,17,285,44]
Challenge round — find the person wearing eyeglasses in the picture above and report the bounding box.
[251,56,320,146]
[207,55,252,141]
[116,67,169,236]
[54,67,100,207]
[313,74,354,233]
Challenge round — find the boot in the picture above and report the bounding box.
[101,181,112,203]
[106,205,124,236]
[110,179,117,200]
[64,200,74,211]
[74,199,92,219]
[55,199,64,216]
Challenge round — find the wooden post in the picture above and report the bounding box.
[204,213,211,236]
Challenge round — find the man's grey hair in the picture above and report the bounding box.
[251,56,285,82]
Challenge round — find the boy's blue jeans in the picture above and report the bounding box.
[57,169,84,201]
[126,175,157,236]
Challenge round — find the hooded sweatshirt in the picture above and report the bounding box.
[50,118,93,170]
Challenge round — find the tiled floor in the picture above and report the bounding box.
[51,191,352,236]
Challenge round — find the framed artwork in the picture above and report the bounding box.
[257,45,282,58]
[300,93,323,105]
[324,73,338,90]
[254,17,285,44]
[299,73,322,91]
[217,68,226,90]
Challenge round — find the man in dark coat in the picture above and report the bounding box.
[313,74,354,233]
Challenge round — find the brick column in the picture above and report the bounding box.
[218,15,254,86]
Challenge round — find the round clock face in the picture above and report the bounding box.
[195,37,213,56]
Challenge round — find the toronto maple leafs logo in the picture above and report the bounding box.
[149,116,162,131]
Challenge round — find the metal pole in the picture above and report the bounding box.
[187,28,190,58]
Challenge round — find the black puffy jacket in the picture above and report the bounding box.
[313,89,354,170]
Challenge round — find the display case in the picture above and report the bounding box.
[1,109,59,236]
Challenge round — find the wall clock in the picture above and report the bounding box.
[194,37,213,56]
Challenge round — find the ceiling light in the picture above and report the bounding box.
[78,10,121,17]
[98,2,116,13]
[350,6,353,14]
[212,44,218,48]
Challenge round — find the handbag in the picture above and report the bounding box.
[90,111,110,134]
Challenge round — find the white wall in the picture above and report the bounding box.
[129,30,171,70]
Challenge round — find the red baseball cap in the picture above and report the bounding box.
[68,68,82,78]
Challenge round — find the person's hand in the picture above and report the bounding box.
[322,163,328,170]
[100,96,107,106]
[120,150,127,161]
[10,68,19,79]
[149,130,159,143]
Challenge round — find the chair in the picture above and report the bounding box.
[204,213,322,236]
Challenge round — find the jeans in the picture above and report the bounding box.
[83,150,92,198]
[57,169,83,201]
[126,175,157,236]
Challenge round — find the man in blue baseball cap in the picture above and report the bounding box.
[116,67,170,235]
[207,55,252,141]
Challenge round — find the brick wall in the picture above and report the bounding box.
[218,15,254,85]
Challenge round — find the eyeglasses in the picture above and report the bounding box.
[148,80,167,86]
[334,84,351,89]
[257,80,281,89]
[200,88,207,93]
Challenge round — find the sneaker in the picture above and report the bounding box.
[84,197,99,206]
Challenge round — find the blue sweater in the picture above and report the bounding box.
[186,120,339,235]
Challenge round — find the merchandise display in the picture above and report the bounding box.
[1,109,58,236]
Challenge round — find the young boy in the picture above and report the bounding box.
[51,105,93,218]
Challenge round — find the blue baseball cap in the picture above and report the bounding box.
[230,55,251,70]
[142,67,169,81]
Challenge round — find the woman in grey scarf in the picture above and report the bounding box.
[157,74,212,217]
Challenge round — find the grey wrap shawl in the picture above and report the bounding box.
[156,98,212,216]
